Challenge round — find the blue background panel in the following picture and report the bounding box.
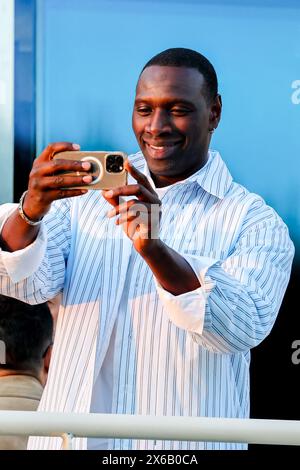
[36,0,300,250]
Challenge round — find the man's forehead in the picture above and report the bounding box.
[136,65,205,99]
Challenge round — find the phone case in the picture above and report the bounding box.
[53,151,127,190]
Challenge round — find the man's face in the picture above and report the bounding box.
[132,65,217,181]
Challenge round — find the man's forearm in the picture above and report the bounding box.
[0,209,40,252]
[139,239,201,296]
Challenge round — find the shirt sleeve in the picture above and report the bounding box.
[154,256,217,335]
[0,200,72,304]
[155,205,295,354]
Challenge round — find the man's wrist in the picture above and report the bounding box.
[137,238,164,259]
[18,191,43,226]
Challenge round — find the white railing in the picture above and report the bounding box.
[0,412,300,449]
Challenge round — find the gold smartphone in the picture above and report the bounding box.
[53,151,127,190]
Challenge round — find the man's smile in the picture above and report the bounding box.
[143,139,183,159]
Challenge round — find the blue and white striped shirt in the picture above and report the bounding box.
[0,150,294,450]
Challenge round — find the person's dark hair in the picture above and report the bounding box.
[0,295,53,373]
[141,47,218,103]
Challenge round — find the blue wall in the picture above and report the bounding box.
[36,0,300,251]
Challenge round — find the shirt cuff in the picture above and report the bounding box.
[154,254,217,335]
[0,203,47,283]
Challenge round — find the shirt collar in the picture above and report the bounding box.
[142,149,233,200]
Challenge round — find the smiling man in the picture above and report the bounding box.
[133,60,220,185]
[0,48,294,450]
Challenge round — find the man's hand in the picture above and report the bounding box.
[103,160,200,295]
[0,142,94,252]
[23,142,92,222]
[103,160,161,254]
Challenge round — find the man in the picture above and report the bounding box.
[0,295,53,450]
[0,48,294,450]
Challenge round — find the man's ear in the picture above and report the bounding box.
[43,344,53,374]
[209,94,222,130]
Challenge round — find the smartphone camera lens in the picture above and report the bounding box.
[106,155,124,173]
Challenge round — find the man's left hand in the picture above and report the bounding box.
[102,160,161,254]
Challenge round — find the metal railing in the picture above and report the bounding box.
[0,411,300,449]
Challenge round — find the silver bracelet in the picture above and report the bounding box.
[18,190,43,226]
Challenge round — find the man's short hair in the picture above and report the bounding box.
[0,295,53,373]
[141,47,218,103]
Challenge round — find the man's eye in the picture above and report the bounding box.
[136,107,151,115]
[170,108,191,116]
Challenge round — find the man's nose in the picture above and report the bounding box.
[146,109,171,135]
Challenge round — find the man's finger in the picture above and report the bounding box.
[33,159,91,177]
[39,142,81,162]
[115,211,142,225]
[107,199,138,218]
[102,191,126,208]
[103,184,158,204]
[124,160,155,193]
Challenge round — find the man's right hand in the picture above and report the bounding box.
[0,142,92,252]
[22,142,92,221]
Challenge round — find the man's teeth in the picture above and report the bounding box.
[149,144,176,149]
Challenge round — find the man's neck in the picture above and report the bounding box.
[148,146,210,188]
[151,160,208,188]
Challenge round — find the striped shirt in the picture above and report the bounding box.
[0,150,294,450]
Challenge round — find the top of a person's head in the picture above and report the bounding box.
[141,47,218,103]
[0,295,53,375]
